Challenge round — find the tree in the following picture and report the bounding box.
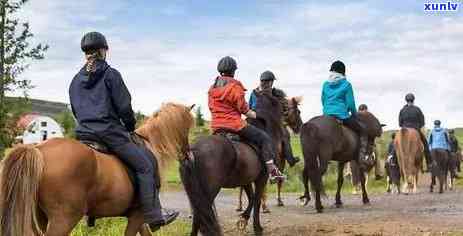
[54,110,76,138]
[0,0,48,157]
[195,106,205,127]
[135,111,146,128]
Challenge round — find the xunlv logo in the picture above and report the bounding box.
[424,2,459,11]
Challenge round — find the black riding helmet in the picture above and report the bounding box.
[81,32,108,53]
[449,129,455,134]
[358,104,368,111]
[330,60,346,75]
[217,56,237,75]
[260,70,276,81]
[405,93,415,103]
[434,120,441,126]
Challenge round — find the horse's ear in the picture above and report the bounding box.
[190,104,196,111]
[381,124,387,127]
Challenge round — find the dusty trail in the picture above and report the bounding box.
[160,174,463,235]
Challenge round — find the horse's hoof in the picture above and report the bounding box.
[277,201,284,207]
[262,208,271,214]
[236,207,243,212]
[316,208,324,213]
[236,217,248,232]
[335,202,343,208]
[363,199,371,205]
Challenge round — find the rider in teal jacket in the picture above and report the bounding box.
[321,60,368,161]
[321,73,357,120]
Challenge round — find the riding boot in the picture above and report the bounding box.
[282,138,300,167]
[266,161,286,183]
[420,134,433,171]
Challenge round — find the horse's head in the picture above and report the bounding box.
[356,111,384,170]
[254,91,282,122]
[287,96,303,134]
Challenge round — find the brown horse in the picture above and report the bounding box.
[236,96,303,212]
[300,112,383,213]
[0,103,194,236]
[180,92,290,236]
[394,128,424,194]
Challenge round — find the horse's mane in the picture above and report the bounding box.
[357,111,382,138]
[136,103,194,174]
[254,92,283,139]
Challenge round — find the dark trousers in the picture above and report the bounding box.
[103,135,163,223]
[417,129,433,165]
[282,127,297,163]
[238,124,276,163]
[342,115,368,160]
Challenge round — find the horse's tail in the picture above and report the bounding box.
[301,122,326,197]
[179,151,222,236]
[0,145,45,236]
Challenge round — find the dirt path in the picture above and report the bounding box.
[160,175,463,236]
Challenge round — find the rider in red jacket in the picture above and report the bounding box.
[208,56,285,182]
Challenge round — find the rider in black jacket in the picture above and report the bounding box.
[69,32,178,231]
[398,93,433,170]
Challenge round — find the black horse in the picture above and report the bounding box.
[180,91,292,236]
[299,112,383,213]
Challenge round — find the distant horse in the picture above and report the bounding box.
[430,149,452,193]
[180,92,289,236]
[385,152,401,194]
[0,103,194,236]
[300,112,383,213]
[394,128,424,194]
[236,96,303,212]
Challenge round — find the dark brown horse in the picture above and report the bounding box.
[300,112,383,213]
[180,92,290,236]
[236,96,303,212]
[430,149,452,193]
[0,103,194,236]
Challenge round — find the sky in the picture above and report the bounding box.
[10,0,463,129]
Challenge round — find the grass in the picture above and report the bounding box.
[71,218,191,236]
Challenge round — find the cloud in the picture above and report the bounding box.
[12,0,463,130]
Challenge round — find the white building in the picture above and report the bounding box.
[17,114,64,144]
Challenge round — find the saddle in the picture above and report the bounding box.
[214,130,259,155]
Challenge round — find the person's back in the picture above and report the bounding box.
[69,58,134,142]
[208,56,285,182]
[428,121,450,151]
[399,104,425,130]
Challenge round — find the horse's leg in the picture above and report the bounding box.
[335,162,345,208]
[253,176,267,234]
[359,167,370,205]
[277,180,284,207]
[261,184,270,213]
[125,211,151,236]
[386,175,391,193]
[430,172,435,193]
[191,215,199,236]
[45,213,83,236]
[238,184,254,230]
[299,163,311,206]
[236,187,244,211]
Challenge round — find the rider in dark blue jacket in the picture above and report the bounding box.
[69,32,177,232]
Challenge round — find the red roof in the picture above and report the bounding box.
[17,113,40,128]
